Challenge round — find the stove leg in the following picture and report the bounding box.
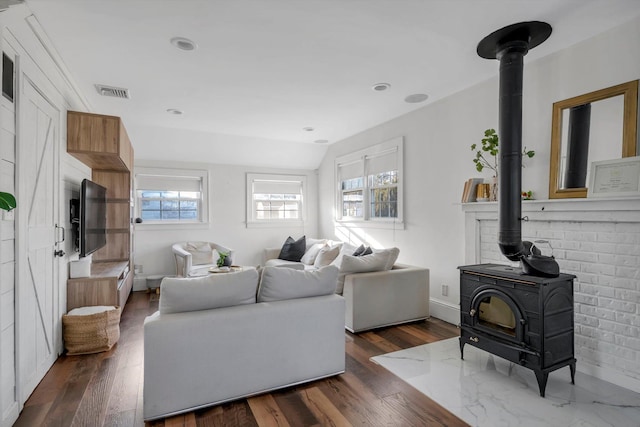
[569,360,576,385]
[534,370,548,397]
[459,338,465,360]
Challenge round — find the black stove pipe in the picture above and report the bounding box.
[477,22,560,277]
[496,41,527,261]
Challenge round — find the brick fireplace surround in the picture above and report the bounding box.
[463,198,640,393]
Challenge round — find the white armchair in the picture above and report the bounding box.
[172,242,235,277]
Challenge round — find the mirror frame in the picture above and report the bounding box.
[549,80,638,199]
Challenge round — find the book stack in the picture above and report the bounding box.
[461,178,485,203]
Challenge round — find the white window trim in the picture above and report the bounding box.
[246,173,307,228]
[134,166,209,229]
[335,136,404,229]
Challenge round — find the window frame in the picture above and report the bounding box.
[134,167,209,229]
[246,173,307,228]
[335,137,404,228]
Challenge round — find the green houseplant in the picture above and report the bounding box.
[216,251,231,267]
[470,129,535,201]
[0,192,16,212]
[471,128,535,176]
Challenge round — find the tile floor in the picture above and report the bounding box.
[371,338,640,427]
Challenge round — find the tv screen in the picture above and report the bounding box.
[80,179,107,257]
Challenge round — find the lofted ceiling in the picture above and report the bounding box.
[23,0,640,167]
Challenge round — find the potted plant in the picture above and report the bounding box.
[216,251,232,268]
[0,192,16,212]
[471,129,535,200]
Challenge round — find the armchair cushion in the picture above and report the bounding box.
[258,265,338,302]
[159,269,259,314]
[185,242,215,265]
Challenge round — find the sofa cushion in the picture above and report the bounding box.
[258,265,339,302]
[336,252,390,294]
[314,245,341,267]
[374,247,400,270]
[185,242,214,265]
[264,258,305,270]
[278,236,306,262]
[159,269,259,314]
[330,243,357,269]
[300,242,326,265]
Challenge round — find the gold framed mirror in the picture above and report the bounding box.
[549,80,638,199]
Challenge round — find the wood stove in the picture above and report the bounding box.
[459,264,576,397]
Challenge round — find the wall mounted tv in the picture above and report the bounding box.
[70,179,107,258]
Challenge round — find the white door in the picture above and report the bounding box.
[16,73,60,404]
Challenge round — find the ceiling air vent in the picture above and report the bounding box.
[95,84,130,99]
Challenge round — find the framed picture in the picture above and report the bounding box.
[588,156,640,198]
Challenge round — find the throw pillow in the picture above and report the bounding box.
[300,242,327,265]
[278,235,306,262]
[185,242,214,265]
[257,265,339,302]
[352,244,366,256]
[336,252,389,294]
[361,246,373,256]
[373,247,400,270]
[305,238,327,250]
[329,242,357,269]
[314,245,341,268]
[159,269,259,314]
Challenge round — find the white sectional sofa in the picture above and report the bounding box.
[143,266,345,421]
[263,239,430,333]
[343,264,429,332]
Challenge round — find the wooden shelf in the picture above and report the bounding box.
[66,111,135,314]
[67,261,133,311]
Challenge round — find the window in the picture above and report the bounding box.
[247,173,306,226]
[335,137,403,226]
[135,168,208,225]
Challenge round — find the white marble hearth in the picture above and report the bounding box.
[371,338,640,427]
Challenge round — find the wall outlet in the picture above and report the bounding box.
[441,284,449,296]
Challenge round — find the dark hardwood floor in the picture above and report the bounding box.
[14,292,467,427]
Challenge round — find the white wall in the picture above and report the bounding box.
[317,16,640,324]
[133,159,318,285]
[0,5,93,425]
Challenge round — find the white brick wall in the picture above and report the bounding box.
[464,199,640,391]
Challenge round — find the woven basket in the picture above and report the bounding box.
[62,306,121,355]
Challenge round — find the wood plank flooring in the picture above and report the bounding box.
[14,292,467,427]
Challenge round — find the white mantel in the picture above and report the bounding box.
[462,198,640,264]
[462,197,640,393]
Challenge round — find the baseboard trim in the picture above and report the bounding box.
[577,357,640,393]
[429,299,459,325]
[1,401,19,427]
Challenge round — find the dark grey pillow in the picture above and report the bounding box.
[353,244,373,256]
[278,236,306,262]
[352,244,366,256]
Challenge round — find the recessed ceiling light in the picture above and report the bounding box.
[166,108,183,115]
[314,139,329,144]
[404,93,429,103]
[303,127,314,132]
[372,82,391,91]
[170,37,198,51]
